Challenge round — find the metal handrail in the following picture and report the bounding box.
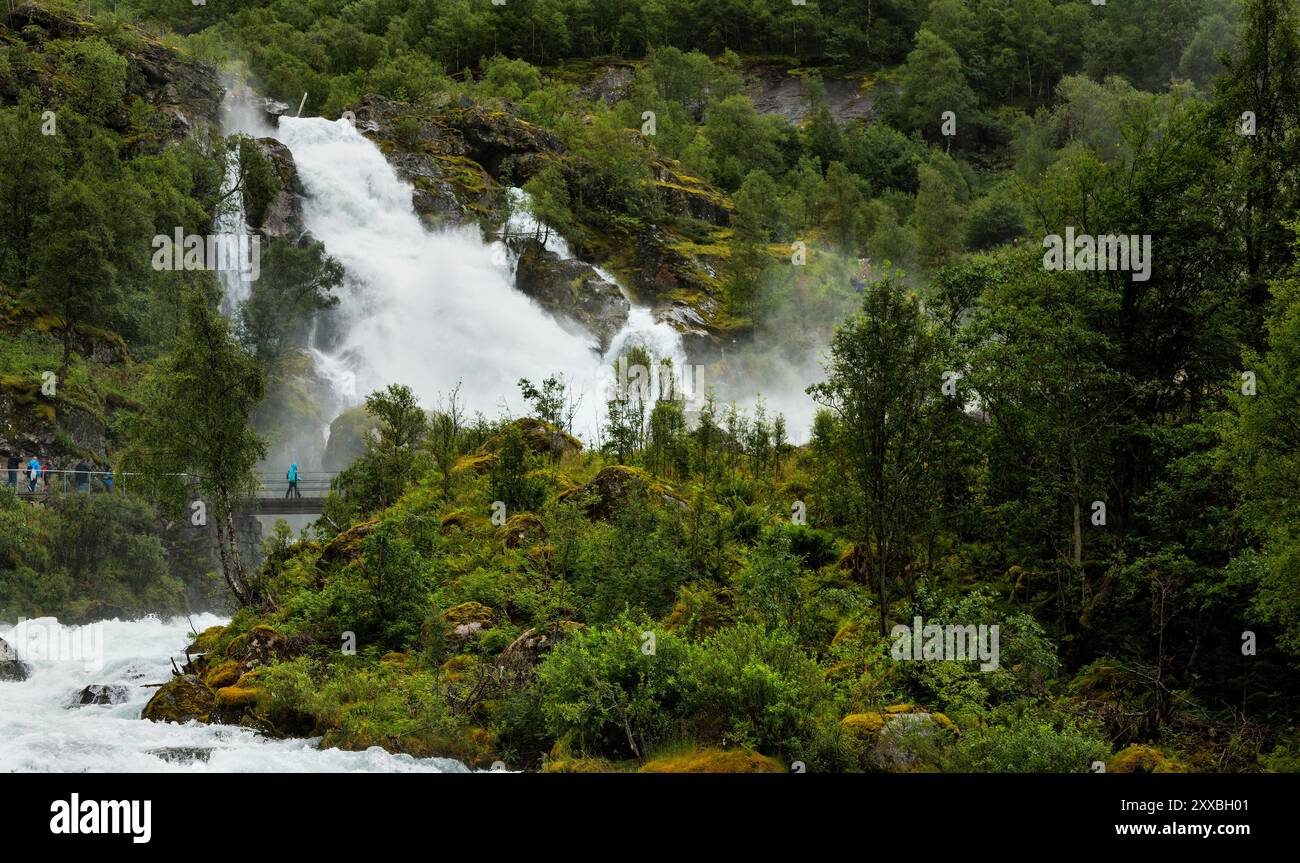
[4,469,338,499]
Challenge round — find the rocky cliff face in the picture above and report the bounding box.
[348,93,561,227]
[513,239,630,352]
[1,4,223,148]
[343,91,741,360]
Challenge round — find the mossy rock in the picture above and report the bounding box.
[841,712,886,737]
[214,685,261,711]
[318,518,379,569]
[1106,744,1187,774]
[186,625,225,655]
[201,660,241,690]
[484,417,582,460]
[141,675,213,724]
[501,512,545,549]
[380,651,410,666]
[445,601,495,628]
[556,464,685,520]
[440,509,476,531]
[931,713,960,734]
[440,654,478,683]
[640,748,784,773]
[451,453,496,476]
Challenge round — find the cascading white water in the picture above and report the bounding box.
[215,149,255,317]
[0,616,467,772]
[272,116,687,439]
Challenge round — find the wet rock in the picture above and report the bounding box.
[0,636,29,682]
[73,684,130,706]
[148,747,213,764]
[252,138,306,241]
[514,239,630,351]
[348,93,561,224]
[141,674,213,724]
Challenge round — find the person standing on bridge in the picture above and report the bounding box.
[285,462,301,499]
[4,452,17,489]
[74,459,91,493]
[25,455,41,494]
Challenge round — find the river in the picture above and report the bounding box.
[0,615,467,773]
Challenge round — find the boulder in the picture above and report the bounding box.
[557,465,685,520]
[141,674,214,724]
[322,405,377,472]
[514,239,630,351]
[483,418,582,461]
[0,636,29,682]
[252,138,306,241]
[73,684,131,706]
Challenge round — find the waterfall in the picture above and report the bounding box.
[214,148,255,317]
[270,115,687,441]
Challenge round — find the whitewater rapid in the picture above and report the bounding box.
[271,115,687,440]
[0,616,467,773]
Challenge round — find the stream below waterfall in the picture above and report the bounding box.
[0,616,467,773]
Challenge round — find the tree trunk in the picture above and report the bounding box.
[212,514,245,606]
[225,503,251,605]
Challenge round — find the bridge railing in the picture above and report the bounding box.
[5,469,339,500]
[256,472,336,500]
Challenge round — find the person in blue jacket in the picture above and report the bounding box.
[25,455,41,493]
[285,462,301,499]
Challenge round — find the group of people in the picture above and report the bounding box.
[3,452,113,494]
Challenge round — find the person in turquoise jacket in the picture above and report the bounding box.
[285,462,301,499]
[25,456,41,493]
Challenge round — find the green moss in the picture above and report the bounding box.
[640,748,784,773]
[1107,745,1187,774]
[141,675,213,724]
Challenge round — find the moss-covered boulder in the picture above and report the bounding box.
[558,464,684,520]
[640,748,784,773]
[445,602,495,638]
[141,674,213,724]
[514,239,630,351]
[500,512,545,549]
[318,518,379,569]
[483,417,582,460]
[185,625,226,655]
[1106,744,1187,774]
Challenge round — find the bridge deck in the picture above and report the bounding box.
[255,497,326,515]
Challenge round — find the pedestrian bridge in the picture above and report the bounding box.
[7,470,337,517]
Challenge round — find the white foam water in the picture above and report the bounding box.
[0,616,467,773]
